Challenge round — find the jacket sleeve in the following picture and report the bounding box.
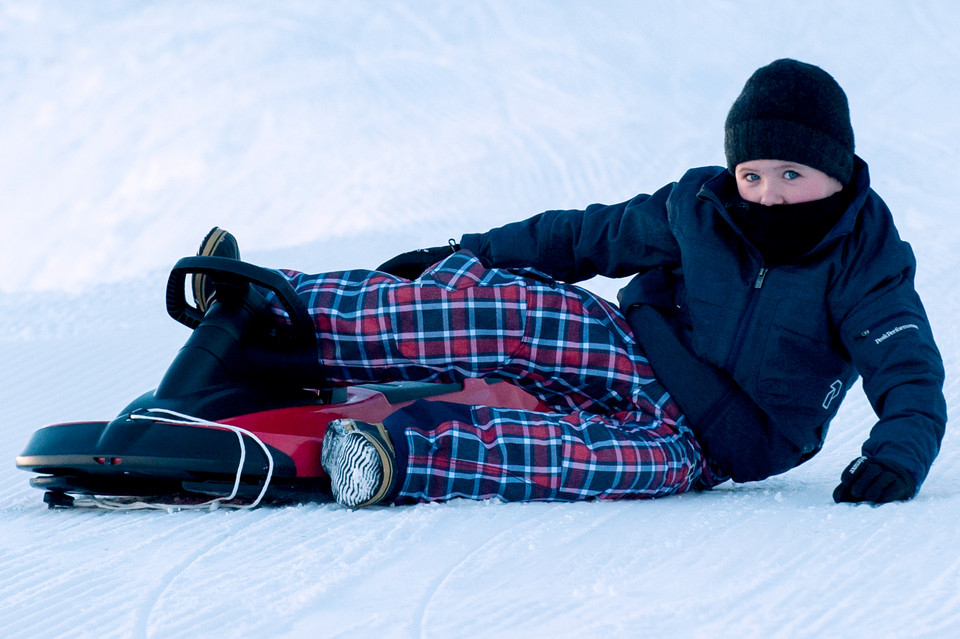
[835,218,947,489]
[459,182,680,283]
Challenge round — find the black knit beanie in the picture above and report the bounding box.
[725,59,855,185]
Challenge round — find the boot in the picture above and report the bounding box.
[321,419,397,507]
[193,227,240,313]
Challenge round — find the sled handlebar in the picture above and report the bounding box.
[165,256,315,341]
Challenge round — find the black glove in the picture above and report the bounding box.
[833,456,917,504]
[376,241,460,280]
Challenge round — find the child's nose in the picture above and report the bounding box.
[759,180,786,206]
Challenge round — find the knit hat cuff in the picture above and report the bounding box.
[725,118,854,185]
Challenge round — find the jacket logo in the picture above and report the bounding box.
[823,380,843,409]
[874,323,919,345]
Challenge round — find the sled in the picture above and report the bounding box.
[15,256,545,509]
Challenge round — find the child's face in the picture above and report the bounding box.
[734,159,843,206]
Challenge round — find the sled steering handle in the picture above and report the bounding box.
[165,256,315,337]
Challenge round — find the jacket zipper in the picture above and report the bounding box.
[725,265,768,371]
[754,267,768,289]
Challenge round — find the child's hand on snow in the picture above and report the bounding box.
[833,456,916,504]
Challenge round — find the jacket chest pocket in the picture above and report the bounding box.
[754,299,853,420]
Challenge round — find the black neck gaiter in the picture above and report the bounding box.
[727,187,853,264]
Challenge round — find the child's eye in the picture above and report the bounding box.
[783,170,800,180]
[744,173,760,182]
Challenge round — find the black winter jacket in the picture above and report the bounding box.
[460,158,946,487]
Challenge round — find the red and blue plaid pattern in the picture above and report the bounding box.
[389,401,705,502]
[276,252,712,501]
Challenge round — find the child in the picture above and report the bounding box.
[202,59,946,508]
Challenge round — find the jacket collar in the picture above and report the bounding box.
[697,155,873,259]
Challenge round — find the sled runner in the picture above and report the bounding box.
[15,256,545,509]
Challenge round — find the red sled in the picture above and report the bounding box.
[16,256,546,509]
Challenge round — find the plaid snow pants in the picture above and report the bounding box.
[275,251,712,503]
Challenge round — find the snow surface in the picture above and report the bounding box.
[2,1,959,637]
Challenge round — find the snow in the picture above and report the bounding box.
[1,1,959,637]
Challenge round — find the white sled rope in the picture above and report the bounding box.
[79,408,275,511]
